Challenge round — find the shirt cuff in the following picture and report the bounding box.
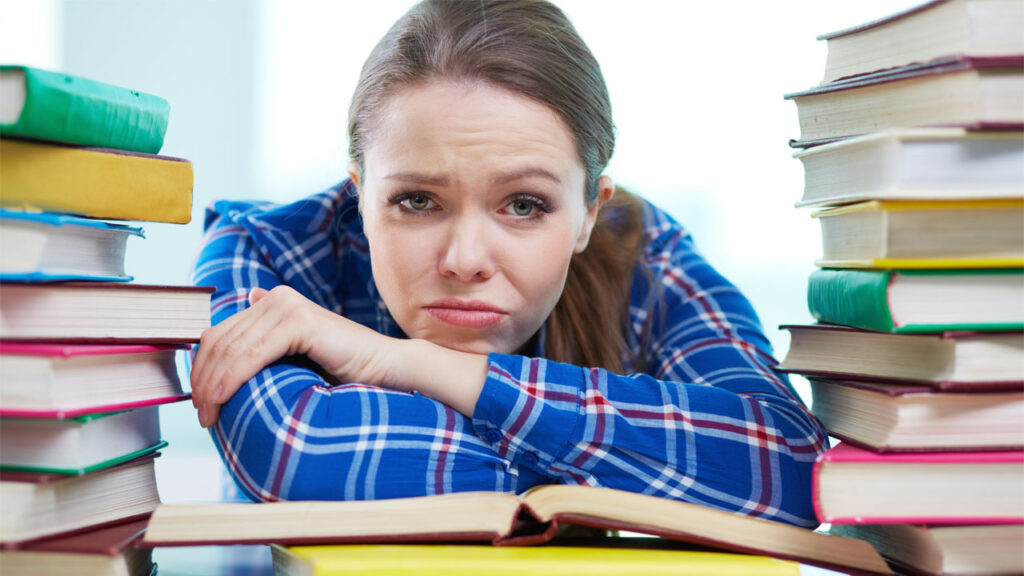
[471,353,586,474]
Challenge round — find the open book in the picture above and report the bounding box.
[142,485,892,575]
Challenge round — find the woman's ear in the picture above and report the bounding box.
[574,175,615,253]
[347,161,361,189]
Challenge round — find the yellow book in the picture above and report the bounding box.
[0,138,193,224]
[270,544,802,576]
[812,199,1024,269]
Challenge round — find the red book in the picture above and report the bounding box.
[812,443,1024,525]
[0,519,153,576]
[0,343,189,418]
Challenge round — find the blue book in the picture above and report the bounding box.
[0,209,143,282]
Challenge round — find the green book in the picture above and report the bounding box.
[0,65,169,154]
[807,268,1024,333]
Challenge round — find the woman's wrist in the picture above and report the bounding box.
[397,339,488,418]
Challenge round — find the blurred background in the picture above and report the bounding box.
[1,0,918,502]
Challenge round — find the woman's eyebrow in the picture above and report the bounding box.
[383,172,450,186]
[492,168,561,185]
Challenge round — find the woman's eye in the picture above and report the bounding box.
[401,194,434,211]
[510,198,535,216]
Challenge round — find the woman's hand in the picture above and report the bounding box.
[190,286,489,427]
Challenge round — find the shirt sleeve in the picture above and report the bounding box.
[470,225,828,527]
[190,206,549,503]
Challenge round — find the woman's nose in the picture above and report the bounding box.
[438,216,497,282]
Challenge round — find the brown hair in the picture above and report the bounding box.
[349,0,646,373]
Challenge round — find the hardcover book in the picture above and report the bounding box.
[0,519,153,576]
[817,0,1024,83]
[142,485,893,575]
[0,282,213,343]
[808,376,1024,452]
[0,138,193,224]
[0,406,165,475]
[778,324,1024,388]
[0,209,142,282]
[829,523,1024,576]
[806,268,1024,333]
[812,199,1024,269]
[0,65,169,154]
[812,442,1024,524]
[271,544,803,576]
[0,343,187,419]
[0,454,160,545]
[793,128,1024,208]
[784,56,1024,147]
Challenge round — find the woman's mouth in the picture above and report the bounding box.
[423,298,509,328]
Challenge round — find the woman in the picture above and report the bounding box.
[189,0,827,527]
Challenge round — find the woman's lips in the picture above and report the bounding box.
[424,298,508,328]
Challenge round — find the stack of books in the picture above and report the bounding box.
[779,2,1024,576]
[0,65,212,576]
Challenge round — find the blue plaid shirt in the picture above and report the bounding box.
[190,179,827,527]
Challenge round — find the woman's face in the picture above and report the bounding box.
[356,80,610,355]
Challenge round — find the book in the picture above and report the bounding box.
[817,0,1024,84]
[0,282,213,343]
[0,138,193,224]
[812,199,1024,268]
[0,406,166,475]
[0,209,142,282]
[806,268,1024,333]
[792,128,1024,208]
[778,324,1024,388]
[0,343,188,419]
[808,376,1024,451]
[829,523,1024,576]
[812,442,1024,524]
[271,543,803,576]
[0,454,160,545]
[141,484,894,575]
[0,519,153,576]
[0,65,169,154]
[783,56,1024,147]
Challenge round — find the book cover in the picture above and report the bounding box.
[0,519,153,576]
[812,443,1024,524]
[142,485,894,575]
[0,209,143,282]
[0,342,189,419]
[0,282,213,343]
[0,65,169,154]
[0,138,193,224]
[783,56,1024,147]
[806,268,1024,333]
[271,544,803,576]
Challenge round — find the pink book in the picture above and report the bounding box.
[812,443,1024,525]
[0,342,189,418]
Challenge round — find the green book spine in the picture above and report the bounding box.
[0,66,169,154]
[807,269,896,332]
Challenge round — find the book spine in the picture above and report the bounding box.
[807,269,896,332]
[1,67,169,154]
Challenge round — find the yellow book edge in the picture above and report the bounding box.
[815,257,1024,269]
[811,198,1024,218]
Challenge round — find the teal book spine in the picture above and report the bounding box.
[807,269,896,332]
[0,66,169,154]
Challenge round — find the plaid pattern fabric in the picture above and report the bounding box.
[190,179,828,527]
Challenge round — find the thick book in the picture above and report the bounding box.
[778,324,1024,389]
[812,199,1024,269]
[0,282,213,343]
[808,376,1024,452]
[141,484,894,575]
[0,65,169,154]
[0,454,160,545]
[817,0,1024,83]
[0,519,153,576]
[812,442,1024,524]
[784,56,1024,147]
[271,544,803,576]
[0,406,165,475]
[0,138,193,224]
[793,128,1024,208]
[829,523,1024,576]
[806,268,1024,333]
[0,343,187,419]
[0,209,142,282]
